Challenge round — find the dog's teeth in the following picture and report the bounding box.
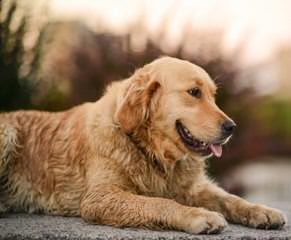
[183,127,193,138]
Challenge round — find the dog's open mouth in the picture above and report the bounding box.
[175,120,223,158]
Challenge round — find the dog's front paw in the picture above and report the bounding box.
[182,209,227,234]
[245,204,287,229]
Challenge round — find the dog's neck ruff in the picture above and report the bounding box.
[126,132,167,175]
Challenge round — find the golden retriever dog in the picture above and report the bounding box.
[0,57,286,234]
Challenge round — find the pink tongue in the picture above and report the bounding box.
[210,144,222,158]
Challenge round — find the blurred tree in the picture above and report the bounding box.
[0,1,32,110]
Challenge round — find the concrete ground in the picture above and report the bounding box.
[0,202,290,240]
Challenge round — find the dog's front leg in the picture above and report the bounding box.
[188,180,286,229]
[80,184,227,234]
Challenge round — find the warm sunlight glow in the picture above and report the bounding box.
[49,0,291,65]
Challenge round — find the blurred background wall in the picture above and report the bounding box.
[1,0,291,202]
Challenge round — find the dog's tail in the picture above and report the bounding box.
[0,123,18,215]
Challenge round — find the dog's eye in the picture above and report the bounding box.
[187,88,201,98]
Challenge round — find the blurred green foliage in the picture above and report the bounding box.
[255,98,291,138]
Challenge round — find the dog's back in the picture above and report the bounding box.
[0,106,91,215]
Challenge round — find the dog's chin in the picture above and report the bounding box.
[175,120,230,158]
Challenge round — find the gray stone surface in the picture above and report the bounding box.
[0,202,290,240]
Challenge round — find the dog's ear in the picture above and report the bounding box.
[116,69,160,134]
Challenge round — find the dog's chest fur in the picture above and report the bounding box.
[93,123,205,203]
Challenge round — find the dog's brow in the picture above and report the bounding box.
[196,79,203,86]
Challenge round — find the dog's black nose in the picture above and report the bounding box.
[221,120,236,135]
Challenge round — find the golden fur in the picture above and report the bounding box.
[0,57,286,234]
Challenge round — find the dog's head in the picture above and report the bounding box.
[115,57,236,159]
